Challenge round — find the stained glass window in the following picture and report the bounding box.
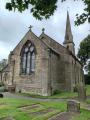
[21,41,35,74]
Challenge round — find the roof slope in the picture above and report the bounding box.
[39,33,68,54]
[39,32,81,65]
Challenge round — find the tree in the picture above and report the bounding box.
[77,35,90,75]
[86,62,90,75]
[0,59,7,71]
[5,0,90,26]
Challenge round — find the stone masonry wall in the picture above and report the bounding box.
[7,31,50,96]
[1,31,84,96]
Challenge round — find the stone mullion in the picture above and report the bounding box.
[30,52,32,74]
[25,52,28,74]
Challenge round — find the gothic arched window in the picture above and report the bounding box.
[21,41,36,74]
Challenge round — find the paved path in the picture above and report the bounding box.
[2,92,66,102]
[2,92,90,102]
[49,112,78,120]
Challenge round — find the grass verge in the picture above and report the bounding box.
[0,98,66,120]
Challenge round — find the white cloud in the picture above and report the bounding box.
[0,42,9,60]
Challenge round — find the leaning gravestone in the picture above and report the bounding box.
[67,100,80,113]
[78,85,86,101]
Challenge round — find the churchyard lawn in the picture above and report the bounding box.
[0,98,66,120]
[0,85,90,120]
[20,91,78,99]
[0,98,90,120]
[86,85,90,96]
[72,109,90,120]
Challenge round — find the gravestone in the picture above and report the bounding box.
[67,100,80,113]
[78,85,86,101]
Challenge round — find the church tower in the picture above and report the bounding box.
[63,11,75,55]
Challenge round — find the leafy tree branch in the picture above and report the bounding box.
[77,35,90,75]
[5,0,90,25]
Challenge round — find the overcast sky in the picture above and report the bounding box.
[0,0,90,61]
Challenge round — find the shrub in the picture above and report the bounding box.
[84,75,90,84]
[73,86,78,92]
[0,82,4,87]
[53,90,61,95]
[0,86,5,92]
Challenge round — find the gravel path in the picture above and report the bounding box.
[2,92,66,102]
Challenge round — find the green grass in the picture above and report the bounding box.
[0,85,90,120]
[71,85,90,120]
[86,99,90,104]
[18,85,90,99]
[86,85,90,96]
[0,98,66,120]
[0,98,90,120]
[19,91,78,99]
[72,109,90,120]
[49,92,77,98]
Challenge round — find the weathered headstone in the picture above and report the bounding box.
[78,85,86,101]
[67,100,80,113]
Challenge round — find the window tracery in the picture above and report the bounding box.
[21,41,35,74]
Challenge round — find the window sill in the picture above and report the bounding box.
[19,72,35,77]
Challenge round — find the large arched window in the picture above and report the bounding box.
[20,41,36,74]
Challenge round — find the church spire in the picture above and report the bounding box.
[64,11,73,44]
[63,11,75,54]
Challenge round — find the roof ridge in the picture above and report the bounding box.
[39,33,81,64]
[39,33,67,50]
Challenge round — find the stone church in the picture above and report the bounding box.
[0,12,84,96]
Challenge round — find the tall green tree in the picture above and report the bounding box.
[85,62,90,75]
[77,35,90,75]
[5,0,90,26]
